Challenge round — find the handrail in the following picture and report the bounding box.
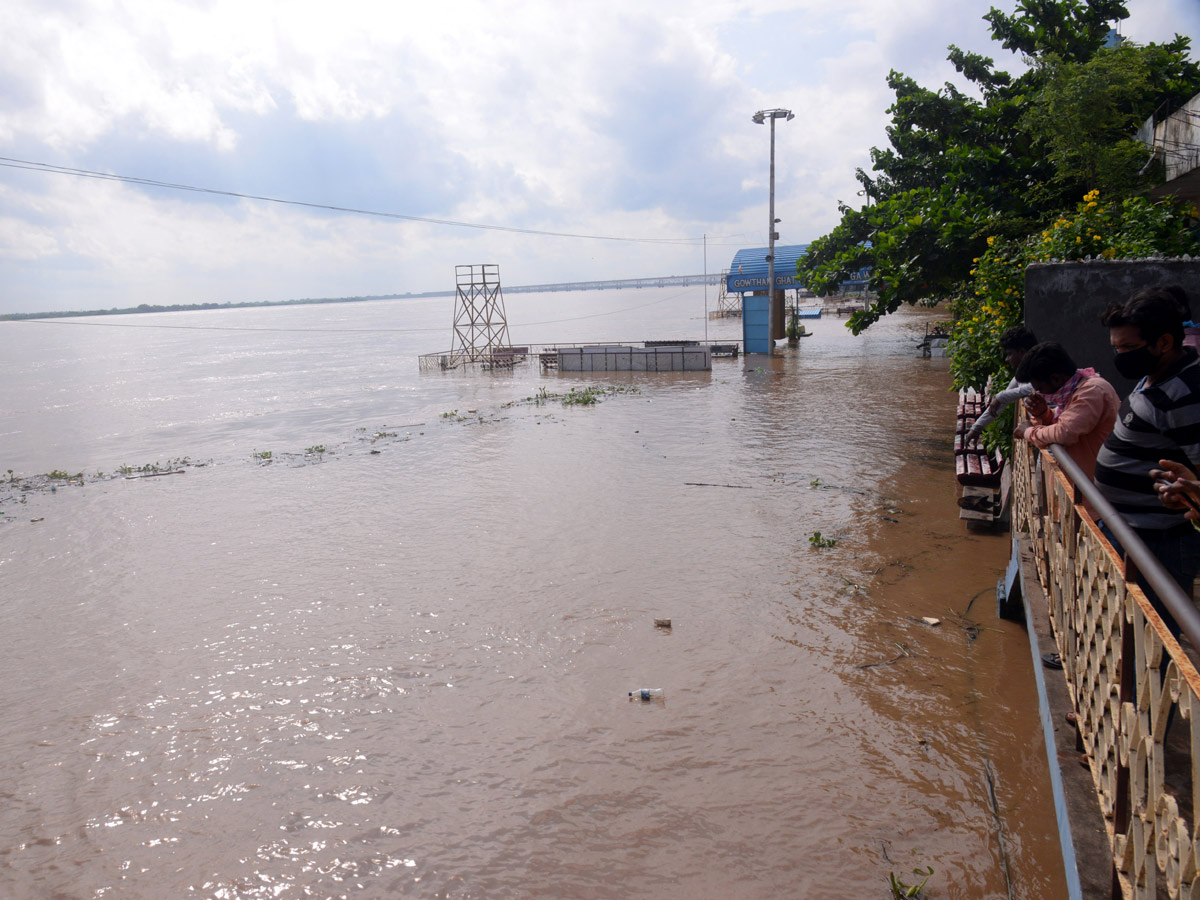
[1016,440,1200,900]
[1047,442,1200,645]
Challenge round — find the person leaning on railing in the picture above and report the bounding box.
[964,326,1038,443]
[1013,341,1118,482]
[1093,287,1200,633]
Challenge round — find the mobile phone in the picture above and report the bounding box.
[1154,477,1200,517]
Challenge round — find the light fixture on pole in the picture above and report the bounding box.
[753,108,794,353]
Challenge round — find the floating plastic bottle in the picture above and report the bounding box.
[629,688,664,701]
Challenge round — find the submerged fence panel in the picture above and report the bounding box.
[1014,440,1200,899]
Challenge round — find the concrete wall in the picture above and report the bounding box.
[557,345,712,372]
[1159,94,1200,182]
[1024,259,1200,396]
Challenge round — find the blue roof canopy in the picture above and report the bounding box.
[727,244,809,294]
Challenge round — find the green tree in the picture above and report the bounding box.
[983,0,1127,58]
[1022,40,1200,198]
[798,0,1200,334]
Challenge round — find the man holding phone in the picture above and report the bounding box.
[1094,287,1200,631]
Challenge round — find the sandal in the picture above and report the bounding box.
[1041,652,1063,670]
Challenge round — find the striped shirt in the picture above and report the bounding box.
[1094,347,1200,529]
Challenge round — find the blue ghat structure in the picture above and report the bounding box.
[725,244,810,295]
[727,244,809,353]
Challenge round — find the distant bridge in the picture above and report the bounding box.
[507,273,724,293]
[401,273,725,299]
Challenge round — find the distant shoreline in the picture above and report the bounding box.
[0,273,727,321]
[0,292,442,321]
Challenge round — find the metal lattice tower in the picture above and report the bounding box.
[716,271,741,317]
[448,264,512,366]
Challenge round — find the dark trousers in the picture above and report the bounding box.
[1099,520,1200,639]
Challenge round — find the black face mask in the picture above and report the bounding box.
[1113,345,1159,380]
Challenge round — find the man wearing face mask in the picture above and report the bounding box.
[1094,287,1200,628]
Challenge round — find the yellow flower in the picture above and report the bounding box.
[987,236,995,246]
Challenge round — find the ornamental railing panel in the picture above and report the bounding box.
[1014,439,1200,899]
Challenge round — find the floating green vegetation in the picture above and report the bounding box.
[505,384,639,410]
[562,387,601,406]
[252,449,272,461]
[305,445,327,455]
[508,387,550,408]
[809,531,837,549]
[373,431,397,439]
[810,478,822,488]
[889,866,933,899]
[118,462,165,475]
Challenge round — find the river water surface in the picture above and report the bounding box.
[0,291,1065,899]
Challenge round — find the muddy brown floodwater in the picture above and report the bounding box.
[0,298,1066,899]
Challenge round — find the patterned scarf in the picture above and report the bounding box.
[1042,367,1095,410]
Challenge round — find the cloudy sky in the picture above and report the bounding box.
[1,0,1197,314]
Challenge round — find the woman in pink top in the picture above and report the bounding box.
[1013,341,1119,481]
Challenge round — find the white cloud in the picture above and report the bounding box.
[0,0,1197,313]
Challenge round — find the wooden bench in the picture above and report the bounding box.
[955,382,1005,522]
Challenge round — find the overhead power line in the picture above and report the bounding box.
[0,156,752,246]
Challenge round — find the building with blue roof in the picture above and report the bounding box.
[727,244,808,353]
[726,244,810,295]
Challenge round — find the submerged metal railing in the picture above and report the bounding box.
[1013,439,1200,899]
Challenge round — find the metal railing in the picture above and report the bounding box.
[1014,439,1200,899]
[418,341,743,372]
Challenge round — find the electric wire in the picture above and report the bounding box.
[0,156,754,246]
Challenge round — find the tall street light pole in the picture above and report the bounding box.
[753,108,793,354]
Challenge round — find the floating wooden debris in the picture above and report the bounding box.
[654,618,672,629]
